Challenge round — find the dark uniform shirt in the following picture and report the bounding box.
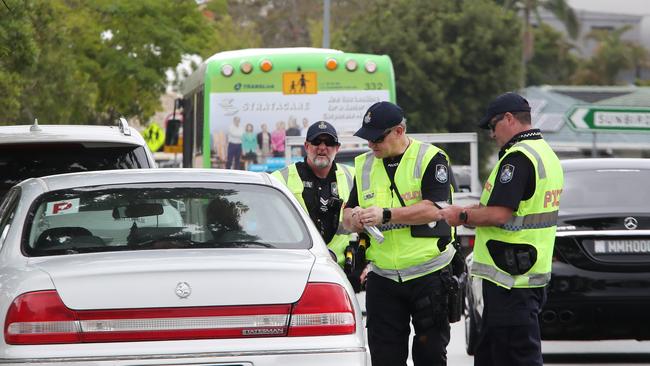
[482,128,546,326]
[486,129,542,210]
[346,151,452,209]
[294,160,341,243]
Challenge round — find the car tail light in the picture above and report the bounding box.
[5,283,355,344]
[4,291,80,344]
[5,291,291,344]
[288,283,355,336]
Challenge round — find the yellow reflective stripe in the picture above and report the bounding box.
[279,167,289,183]
[471,262,551,289]
[361,152,374,191]
[501,211,559,231]
[515,142,546,179]
[370,246,455,281]
[339,164,354,189]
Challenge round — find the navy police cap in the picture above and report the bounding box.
[478,92,531,129]
[306,120,338,143]
[354,101,404,141]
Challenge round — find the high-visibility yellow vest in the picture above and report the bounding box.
[272,163,354,267]
[472,139,563,289]
[355,139,454,282]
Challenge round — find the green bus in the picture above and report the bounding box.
[180,47,395,168]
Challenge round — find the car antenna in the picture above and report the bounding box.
[30,118,42,132]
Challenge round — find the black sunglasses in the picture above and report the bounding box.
[488,113,505,132]
[370,126,397,144]
[309,138,338,147]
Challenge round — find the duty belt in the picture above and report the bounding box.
[370,246,455,282]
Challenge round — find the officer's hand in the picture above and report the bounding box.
[359,264,370,285]
[345,207,365,232]
[440,205,464,227]
[359,206,382,226]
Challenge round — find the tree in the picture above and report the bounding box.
[1,0,213,125]
[498,0,579,87]
[68,0,213,124]
[571,25,648,85]
[223,0,375,49]
[0,1,97,124]
[338,0,521,169]
[527,24,579,85]
[225,0,315,47]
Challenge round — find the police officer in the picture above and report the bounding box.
[440,92,564,366]
[272,121,355,270]
[342,101,456,366]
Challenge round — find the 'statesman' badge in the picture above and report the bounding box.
[499,164,515,183]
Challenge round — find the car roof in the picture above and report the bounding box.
[562,158,650,171]
[22,169,273,192]
[0,124,146,146]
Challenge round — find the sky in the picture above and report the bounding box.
[568,0,650,16]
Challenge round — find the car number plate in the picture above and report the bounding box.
[593,239,650,254]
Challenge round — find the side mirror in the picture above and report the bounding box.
[165,119,182,146]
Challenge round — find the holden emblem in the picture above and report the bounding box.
[175,282,191,298]
[624,217,638,230]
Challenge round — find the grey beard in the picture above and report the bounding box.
[312,156,330,169]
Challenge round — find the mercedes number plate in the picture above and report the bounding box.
[593,239,650,254]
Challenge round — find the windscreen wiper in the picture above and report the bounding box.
[212,241,276,248]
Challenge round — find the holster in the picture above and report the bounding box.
[344,233,369,293]
[443,241,467,323]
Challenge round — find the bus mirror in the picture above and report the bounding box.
[165,119,182,146]
[175,98,184,110]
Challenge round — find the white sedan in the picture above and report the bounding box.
[0,169,366,365]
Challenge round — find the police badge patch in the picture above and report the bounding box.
[364,112,372,124]
[330,182,338,197]
[435,164,448,183]
[499,164,515,183]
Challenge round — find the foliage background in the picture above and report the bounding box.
[1,0,647,147]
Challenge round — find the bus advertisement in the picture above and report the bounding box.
[180,47,396,168]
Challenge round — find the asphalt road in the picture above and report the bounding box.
[448,321,650,366]
[356,293,650,366]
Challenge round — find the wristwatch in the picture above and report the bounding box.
[382,208,392,224]
[459,210,468,224]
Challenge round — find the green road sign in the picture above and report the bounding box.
[566,105,650,132]
[143,123,165,151]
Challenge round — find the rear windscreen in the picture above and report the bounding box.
[562,168,650,210]
[24,182,310,256]
[0,143,151,197]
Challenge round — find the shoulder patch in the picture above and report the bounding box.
[499,164,515,184]
[435,164,448,183]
